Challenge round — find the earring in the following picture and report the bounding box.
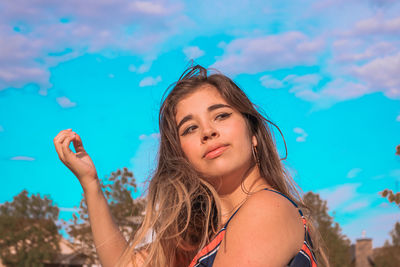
[252,145,260,166]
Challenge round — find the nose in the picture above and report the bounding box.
[201,124,218,143]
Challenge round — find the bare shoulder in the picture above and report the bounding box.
[213,189,304,267]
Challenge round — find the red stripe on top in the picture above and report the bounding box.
[188,230,226,267]
[301,242,317,267]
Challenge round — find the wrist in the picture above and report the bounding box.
[81,176,102,195]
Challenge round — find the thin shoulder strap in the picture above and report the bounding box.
[223,205,242,228]
[263,188,312,244]
[224,188,305,228]
[262,188,304,216]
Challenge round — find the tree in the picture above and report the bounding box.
[303,192,352,267]
[380,145,400,206]
[0,190,60,267]
[372,145,400,266]
[67,167,146,265]
[380,189,400,206]
[373,222,400,267]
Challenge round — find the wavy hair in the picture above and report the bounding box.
[117,64,329,266]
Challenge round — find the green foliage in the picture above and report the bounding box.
[303,192,352,267]
[0,190,60,267]
[67,167,146,264]
[374,222,400,267]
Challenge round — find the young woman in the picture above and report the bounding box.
[54,65,327,267]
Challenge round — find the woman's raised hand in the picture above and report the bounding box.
[53,129,98,190]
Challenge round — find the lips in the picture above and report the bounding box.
[203,144,229,159]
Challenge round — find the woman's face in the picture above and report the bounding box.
[175,84,257,180]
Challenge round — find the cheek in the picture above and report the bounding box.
[180,139,198,162]
[226,120,253,158]
[225,119,250,142]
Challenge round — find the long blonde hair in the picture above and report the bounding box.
[118,64,328,266]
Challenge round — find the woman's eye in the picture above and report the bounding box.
[216,112,232,120]
[182,125,197,136]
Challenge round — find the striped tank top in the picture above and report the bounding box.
[188,188,317,267]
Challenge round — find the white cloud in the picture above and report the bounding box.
[0,0,182,91]
[138,63,152,74]
[11,156,35,161]
[350,15,400,36]
[128,1,169,15]
[317,14,400,108]
[259,75,283,89]
[139,133,160,140]
[347,168,362,178]
[318,183,361,212]
[183,46,205,60]
[150,133,160,139]
[286,74,322,85]
[352,52,400,99]
[333,40,398,63]
[212,32,324,75]
[260,73,322,95]
[316,179,399,247]
[291,78,370,109]
[139,76,162,87]
[396,114,400,121]
[128,62,153,74]
[188,8,398,110]
[342,210,400,247]
[342,200,369,212]
[128,64,137,72]
[293,127,308,142]
[372,169,400,180]
[296,136,306,142]
[286,74,322,98]
[56,96,77,108]
[313,0,398,9]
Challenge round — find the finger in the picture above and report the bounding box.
[61,134,76,162]
[55,131,70,144]
[53,129,73,144]
[54,142,65,162]
[58,131,75,154]
[72,133,85,153]
[54,132,72,161]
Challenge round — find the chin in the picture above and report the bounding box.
[207,157,253,179]
[200,164,243,181]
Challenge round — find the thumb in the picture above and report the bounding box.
[73,133,85,153]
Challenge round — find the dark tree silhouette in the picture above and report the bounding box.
[303,192,352,267]
[0,190,60,267]
[373,222,400,266]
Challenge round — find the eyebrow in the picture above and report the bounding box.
[176,104,232,131]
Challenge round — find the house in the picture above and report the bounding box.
[0,237,97,267]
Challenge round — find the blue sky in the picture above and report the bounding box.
[1,0,399,247]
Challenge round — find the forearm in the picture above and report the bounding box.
[83,179,129,267]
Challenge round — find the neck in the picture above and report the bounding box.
[214,164,270,225]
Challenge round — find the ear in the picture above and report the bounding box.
[252,135,258,147]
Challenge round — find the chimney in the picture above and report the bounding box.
[355,233,373,267]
